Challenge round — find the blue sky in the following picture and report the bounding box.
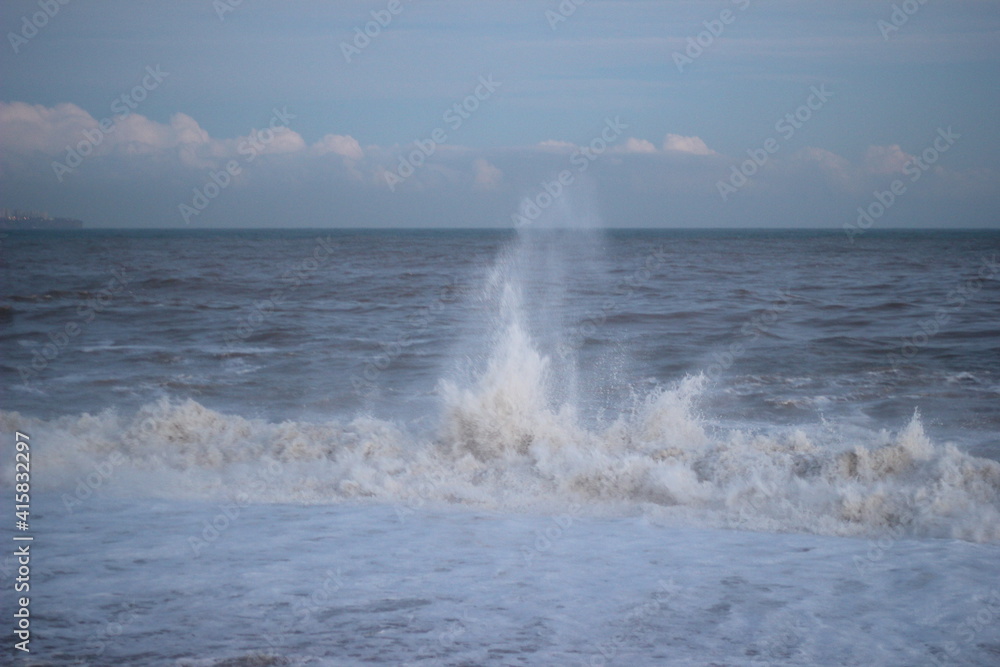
[1,0,998,228]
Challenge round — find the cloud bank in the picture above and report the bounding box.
[1,101,996,229]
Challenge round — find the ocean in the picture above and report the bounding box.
[1,226,999,665]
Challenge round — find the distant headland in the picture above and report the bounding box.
[0,209,83,230]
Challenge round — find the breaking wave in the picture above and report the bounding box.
[3,219,998,543]
[3,313,999,542]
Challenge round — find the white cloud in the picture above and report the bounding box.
[617,138,657,154]
[536,139,577,152]
[263,128,308,155]
[112,112,216,168]
[540,134,713,157]
[0,101,314,169]
[0,101,96,154]
[791,147,857,191]
[312,134,363,160]
[663,133,715,155]
[863,144,912,175]
[472,158,503,189]
[2,101,995,229]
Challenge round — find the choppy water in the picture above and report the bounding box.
[2,226,999,538]
[2,225,1000,664]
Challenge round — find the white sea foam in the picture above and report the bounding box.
[3,326,998,542]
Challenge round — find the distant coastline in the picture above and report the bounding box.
[0,210,83,230]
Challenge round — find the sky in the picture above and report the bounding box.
[0,0,998,229]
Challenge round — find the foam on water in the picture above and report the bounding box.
[3,365,1000,542]
[3,220,999,544]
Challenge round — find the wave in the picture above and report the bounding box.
[3,343,998,542]
[4,216,998,543]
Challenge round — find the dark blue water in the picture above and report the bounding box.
[1,228,998,458]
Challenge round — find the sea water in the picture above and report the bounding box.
[1,225,998,665]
